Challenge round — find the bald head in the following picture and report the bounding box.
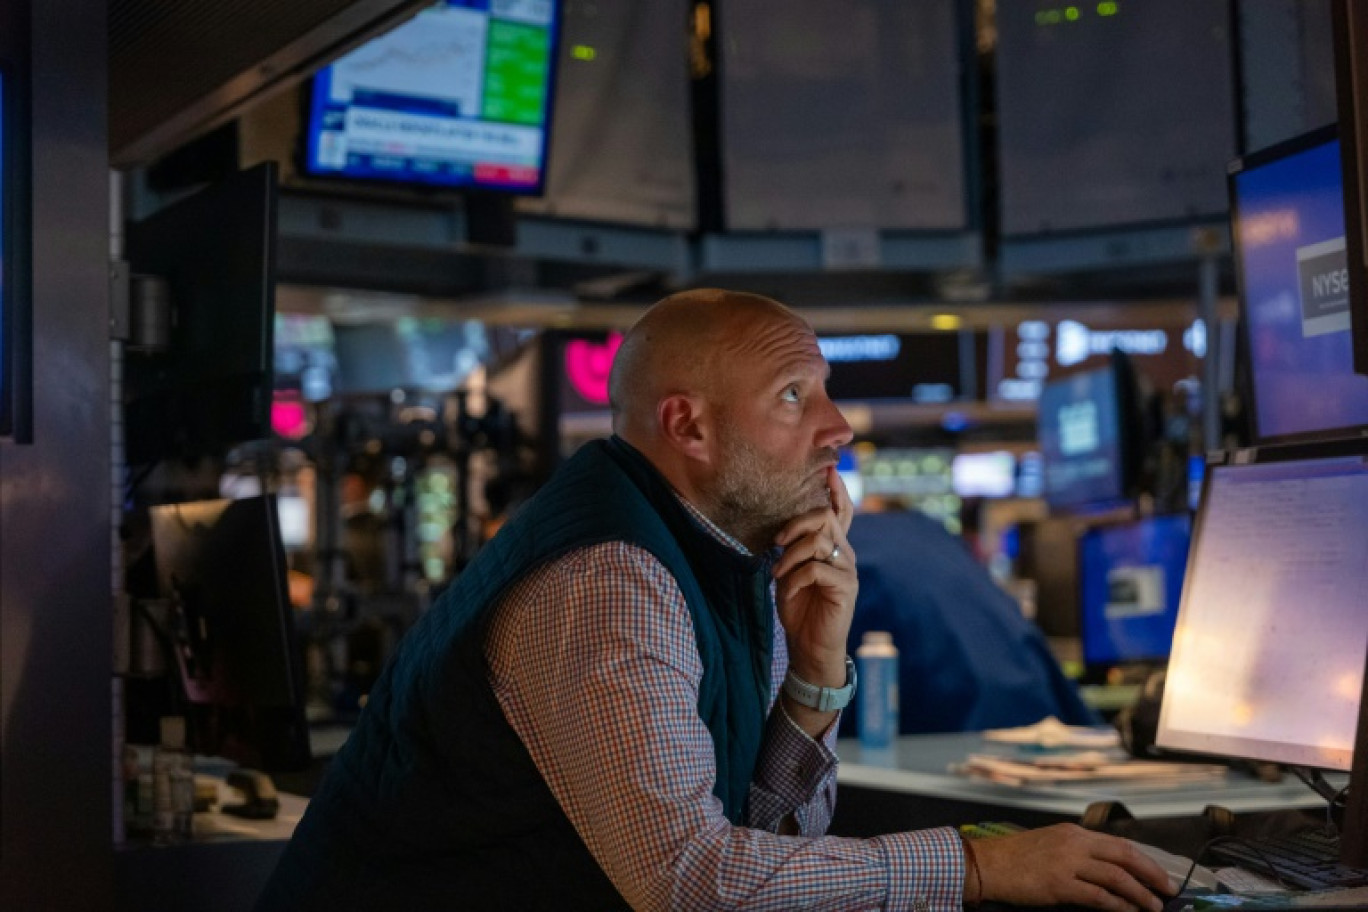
[608,288,807,440]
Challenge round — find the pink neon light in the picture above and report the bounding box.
[272,393,309,439]
[564,333,623,406]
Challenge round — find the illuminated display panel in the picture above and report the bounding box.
[1079,513,1191,668]
[1158,452,1368,771]
[304,0,560,194]
[1232,127,1368,442]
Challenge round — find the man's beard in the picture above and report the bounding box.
[711,423,835,550]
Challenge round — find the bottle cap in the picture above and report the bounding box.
[159,716,186,750]
[862,631,894,646]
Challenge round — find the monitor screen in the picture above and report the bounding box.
[1037,365,1130,510]
[274,313,337,403]
[276,494,311,551]
[1232,127,1368,442]
[819,333,967,405]
[1079,513,1191,668]
[333,317,489,394]
[1016,450,1044,499]
[124,164,278,464]
[952,451,1017,498]
[995,0,1235,236]
[150,495,311,771]
[303,0,560,194]
[1157,451,1368,771]
[857,447,961,534]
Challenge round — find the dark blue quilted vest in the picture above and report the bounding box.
[255,437,775,911]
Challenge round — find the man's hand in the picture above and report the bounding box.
[971,824,1172,912]
[772,466,858,736]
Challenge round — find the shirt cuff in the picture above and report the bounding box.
[748,701,839,823]
[875,827,965,912]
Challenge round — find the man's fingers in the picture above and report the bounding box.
[826,465,855,533]
[1094,838,1174,896]
[770,531,854,580]
[774,559,856,608]
[1067,880,1149,912]
[1077,860,1165,912]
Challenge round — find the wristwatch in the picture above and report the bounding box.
[782,656,857,712]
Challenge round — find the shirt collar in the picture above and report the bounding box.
[674,492,755,558]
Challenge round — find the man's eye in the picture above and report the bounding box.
[781,385,801,403]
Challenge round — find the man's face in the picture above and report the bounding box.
[707,315,853,546]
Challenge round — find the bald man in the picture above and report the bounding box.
[258,290,1170,912]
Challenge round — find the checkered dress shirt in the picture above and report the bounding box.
[485,498,964,911]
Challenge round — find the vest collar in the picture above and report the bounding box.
[603,435,773,577]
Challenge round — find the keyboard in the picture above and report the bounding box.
[1209,831,1368,892]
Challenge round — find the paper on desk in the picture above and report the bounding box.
[953,753,1228,786]
[981,716,1121,749]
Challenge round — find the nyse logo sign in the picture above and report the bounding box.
[1295,236,1351,338]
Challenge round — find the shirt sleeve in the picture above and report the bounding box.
[745,624,840,836]
[486,541,965,912]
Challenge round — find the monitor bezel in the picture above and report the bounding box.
[0,56,31,443]
[1230,123,1368,446]
[0,62,11,437]
[1332,0,1368,377]
[1155,436,1368,773]
[296,0,563,199]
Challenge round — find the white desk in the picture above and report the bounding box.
[832,733,1340,838]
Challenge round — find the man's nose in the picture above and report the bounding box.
[816,395,854,449]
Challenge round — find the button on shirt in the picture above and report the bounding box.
[485,497,964,911]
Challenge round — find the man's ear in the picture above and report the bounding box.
[657,394,712,463]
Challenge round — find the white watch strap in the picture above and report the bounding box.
[782,656,857,712]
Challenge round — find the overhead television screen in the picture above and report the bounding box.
[996,0,1235,235]
[1232,127,1368,442]
[819,333,966,405]
[1037,366,1128,510]
[304,0,560,194]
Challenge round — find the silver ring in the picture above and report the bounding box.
[825,544,841,565]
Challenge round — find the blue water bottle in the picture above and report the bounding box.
[857,631,900,749]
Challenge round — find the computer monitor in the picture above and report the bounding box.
[274,312,337,403]
[302,0,561,194]
[1156,442,1368,773]
[1230,125,1368,443]
[857,447,960,535]
[1036,356,1142,512]
[1078,513,1191,674]
[332,317,489,395]
[952,451,1018,498]
[150,495,311,771]
[124,163,278,464]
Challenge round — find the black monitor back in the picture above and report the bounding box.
[150,494,310,771]
[124,162,278,464]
